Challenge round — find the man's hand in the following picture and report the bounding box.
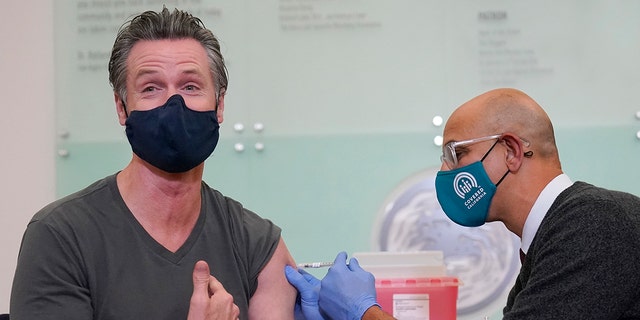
[187,260,240,320]
[284,265,324,320]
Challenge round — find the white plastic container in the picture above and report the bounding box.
[353,251,447,278]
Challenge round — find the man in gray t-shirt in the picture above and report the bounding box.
[10,7,296,320]
[12,175,285,320]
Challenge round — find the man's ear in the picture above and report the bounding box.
[115,93,127,126]
[216,90,225,124]
[502,133,526,171]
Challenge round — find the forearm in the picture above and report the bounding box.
[362,306,395,320]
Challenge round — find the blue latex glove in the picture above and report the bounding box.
[319,252,379,320]
[285,265,324,320]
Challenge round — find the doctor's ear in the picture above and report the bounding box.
[502,133,528,168]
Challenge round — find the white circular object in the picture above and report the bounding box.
[432,115,444,127]
[57,149,70,157]
[434,135,443,146]
[253,122,265,133]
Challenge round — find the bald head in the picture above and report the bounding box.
[445,88,559,160]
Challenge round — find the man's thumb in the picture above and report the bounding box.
[192,260,211,293]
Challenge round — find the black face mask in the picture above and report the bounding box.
[124,94,220,173]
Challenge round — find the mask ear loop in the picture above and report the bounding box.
[480,139,500,162]
[479,139,510,187]
[495,170,510,187]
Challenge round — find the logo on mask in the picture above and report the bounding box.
[436,161,500,227]
[453,172,487,209]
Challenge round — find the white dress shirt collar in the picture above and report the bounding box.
[521,173,573,254]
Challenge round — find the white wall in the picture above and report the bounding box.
[0,0,56,312]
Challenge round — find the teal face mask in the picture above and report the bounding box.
[435,161,504,227]
[435,138,509,227]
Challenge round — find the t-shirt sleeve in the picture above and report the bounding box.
[10,219,92,320]
[241,207,282,285]
[221,196,282,296]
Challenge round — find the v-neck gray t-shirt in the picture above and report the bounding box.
[10,174,281,320]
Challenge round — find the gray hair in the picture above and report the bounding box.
[108,7,228,105]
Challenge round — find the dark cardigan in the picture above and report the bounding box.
[504,182,640,319]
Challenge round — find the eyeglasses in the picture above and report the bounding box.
[440,134,502,169]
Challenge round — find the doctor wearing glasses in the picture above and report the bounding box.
[285,88,640,320]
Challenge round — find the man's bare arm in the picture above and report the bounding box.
[248,237,297,320]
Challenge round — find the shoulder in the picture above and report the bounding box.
[547,181,640,225]
[200,181,278,231]
[536,181,640,253]
[30,174,121,229]
[555,181,640,206]
[200,182,249,218]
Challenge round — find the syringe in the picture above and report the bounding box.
[297,261,334,268]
